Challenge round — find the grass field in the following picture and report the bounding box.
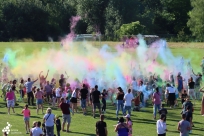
[0,42,203,136]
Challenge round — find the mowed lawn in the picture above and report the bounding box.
[0,95,204,136]
[0,42,203,136]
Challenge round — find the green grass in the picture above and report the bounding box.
[0,96,204,136]
[0,42,203,136]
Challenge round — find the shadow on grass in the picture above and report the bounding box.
[69,131,95,136]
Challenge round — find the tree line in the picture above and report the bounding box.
[0,0,203,41]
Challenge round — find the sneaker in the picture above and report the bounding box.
[26,132,29,134]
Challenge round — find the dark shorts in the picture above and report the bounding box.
[93,103,101,110]
[71,97,77,103]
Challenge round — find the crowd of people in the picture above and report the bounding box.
[1,57,204,136]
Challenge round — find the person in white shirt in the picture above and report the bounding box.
[123,89,134,115]
[30,121,43,136]
[166,83,175,108]
[156,114,167,136]
[55,86,61,106]
[131,77,137,96]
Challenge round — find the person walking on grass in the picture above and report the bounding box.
[101,89,108,114]
[156,114,167,136]
[30,121,43,136]
[25,78,38,106]
[116,87,125,119]
[43,108,55,136]
[22,104,31,134]
[152,87,161,119]
[96,114,108,136]
[6,88,15,115]
[91,85,101,118]
[35,88,44,114]
[178,114,191,136]
[59,98,71,132]
[79,84,88,115]
[123,89,134,116]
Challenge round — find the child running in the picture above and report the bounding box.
[35,88,44,114]
[21,104,30,134]
[6,88,15,114]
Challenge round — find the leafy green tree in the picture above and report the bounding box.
[76,0,109,34]
[187,0,204,41]
[116,21,145,38]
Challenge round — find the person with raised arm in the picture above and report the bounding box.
[192,69,202,100]
[39,70,49,88]
[25,78,38,106]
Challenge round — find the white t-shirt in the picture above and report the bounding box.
[55,88,61,97]
[166,87,175,93]
[71,91,76,98]
[124,93,134,106]
[131,81,137,90]
[43,113,55,127]
[157,120,167,134]
[31,127,43,136]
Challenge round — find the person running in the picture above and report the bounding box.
[116,87,125,119]
[156,114,167,136]
[96,114,108,136]
[22,104,30,134]
[91,85,101,118]
[59,98,71,132]
[35,88,44,114]
[115,117,128,136]
[177,114,191,136]
[6,88,15,114]
[152,87,161,119]
[79,84,88,115]
[101,89,108,114]
[123,89,134,116]
[25,78,38,106]
[199,86,204,116]
[124,114,133,136]
[30,121,43,136]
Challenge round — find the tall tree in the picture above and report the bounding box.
[187,0,204,41]
[76,0,109,34]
